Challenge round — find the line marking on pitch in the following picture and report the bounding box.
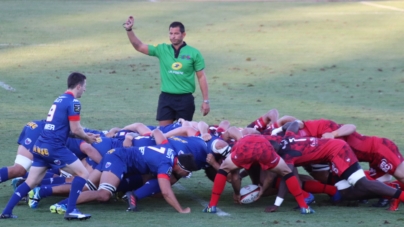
[173,183,230,216]
[0,81,16,91]
[360,1,404,12]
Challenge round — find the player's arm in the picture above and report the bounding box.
[222,126,243,141]
[206,154,220,170]
[105,127,121,138]
[69,121,97,144]
[157,176,190,213]
[322,124,356,139]
[152,129,168,145]
[124,16,149,55]
[277,115,298,127]
[197,121,212,141]
[196,70,210,116]
[230,169,242,204]
[80,142,102,164]
[164,126,198,138]
[122,122,151,136]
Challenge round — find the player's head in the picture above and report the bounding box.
[211,139,231,158]
[174,154,198,177]
[67,72,86,98]
[169,22,186,46]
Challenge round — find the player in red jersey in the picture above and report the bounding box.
[267,121,404,211]
[202,127,314,215]
[282,117,404,210]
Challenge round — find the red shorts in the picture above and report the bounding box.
[369,138,404,175]
[231,134,280,171]
[326,140,359,177]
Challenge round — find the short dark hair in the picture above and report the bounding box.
[67,72,86,89]
[169,22,185,33]
[177,153,198,172]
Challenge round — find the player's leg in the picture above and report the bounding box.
[0,145,33,184]
[1,165,47,218]
[269,159,313,214]
[61,158,90,219]
[203,156,239,213]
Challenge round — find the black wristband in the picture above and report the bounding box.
[126,28,132,32]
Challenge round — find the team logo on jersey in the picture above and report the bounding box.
[180,55,190,60]
[25,138,32,145]
[171,62,182,70]
[107,149,115,154]
[95,137,102,143]
[379,159,392,173]
[74,104,81,113]
[54,160,61,165]
[105,162,111,168]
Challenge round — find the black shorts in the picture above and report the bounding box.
[156,92,195,121]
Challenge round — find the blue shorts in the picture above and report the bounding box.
[86,157,98,169]
[17,127,41,152]
[32,141,78,169]
[100,153,126,180]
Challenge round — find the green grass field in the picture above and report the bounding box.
[1,0,404,226]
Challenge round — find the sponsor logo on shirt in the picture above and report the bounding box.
[180,55,190,60]
[26,122,38,129]
[74,104,81,113]
[171,62,182,70]
[166,167,172,176]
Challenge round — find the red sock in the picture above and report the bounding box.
[303,180,337,196]
[364,170,375,180]
[399,191,404,202]
[209,171,227,207]
[285,176,308,208]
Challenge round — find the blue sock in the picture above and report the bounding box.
[117,175,143,192]
[2,182,31,215]
[40,177,66,186]
[66,176,86,213]
[57,198,69,206]
[39,185,53,198]
[0,167,9,183]
[134,179,161,200]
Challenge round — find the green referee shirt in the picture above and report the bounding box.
[148,42,205,94]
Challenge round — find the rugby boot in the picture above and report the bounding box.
[64,209,91,220]
[125,191,138,212]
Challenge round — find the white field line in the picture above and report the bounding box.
[0,81,16,91]
[173,183,230,216]
[308,11,394,15]
[360,1,404,12]
[0,43,60,47]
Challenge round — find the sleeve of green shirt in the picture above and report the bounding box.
[148,44,159,57]
[194,50,205,72]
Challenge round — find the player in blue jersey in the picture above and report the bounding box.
[61,129,198,213]
[0,120,46,186]
[1,72,99,220]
